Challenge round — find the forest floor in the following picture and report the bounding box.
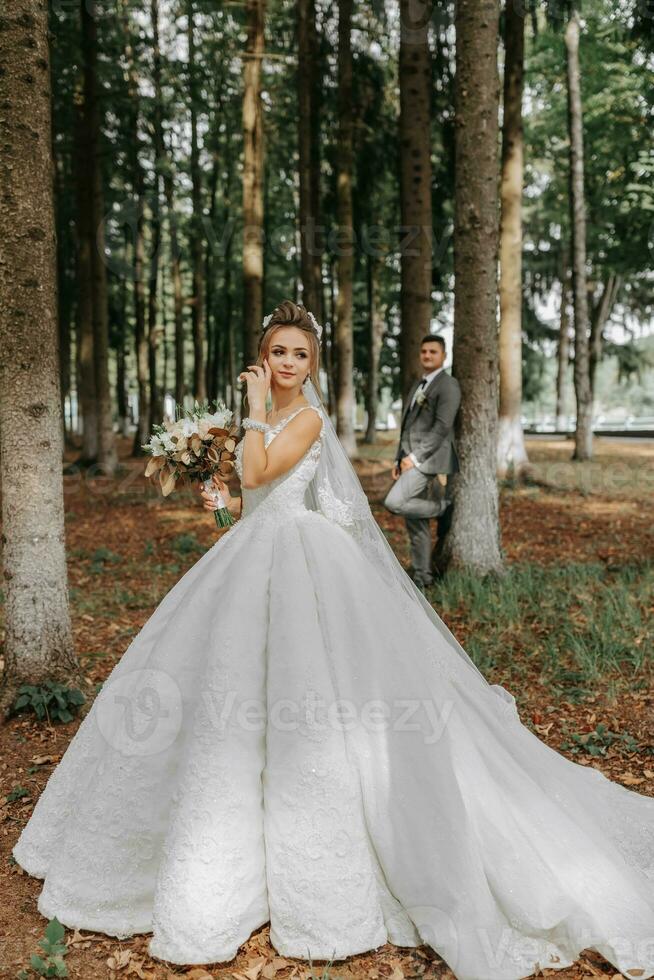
[1,433,653,980]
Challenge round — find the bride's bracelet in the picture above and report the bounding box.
[242,417,269,433]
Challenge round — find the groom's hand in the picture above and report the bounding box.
[391,462,400,480]
[400,456,415,472]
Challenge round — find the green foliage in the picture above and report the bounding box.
[5,785,30,803]
[430,560,653,691]
[560,723,647,757]
[17,917,69,978]
[89,547,122,574]
[11,682,86,725]
[169,533,205,556]
[526,1,654,308]
[46,0,652,416]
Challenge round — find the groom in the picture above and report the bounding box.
[383,335,461,589]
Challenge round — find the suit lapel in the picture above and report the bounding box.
[421,368,446,403]
[401,370,447,429]
[400,379,420,429]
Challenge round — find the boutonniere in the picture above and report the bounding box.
[415,390,427,408]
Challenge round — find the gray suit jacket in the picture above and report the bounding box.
[396,371,461,476]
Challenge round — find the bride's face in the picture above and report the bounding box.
[266,326,312,392]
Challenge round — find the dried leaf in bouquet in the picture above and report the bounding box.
[144,456,166,478]
[159,464,177,497]
[218,460,234,477]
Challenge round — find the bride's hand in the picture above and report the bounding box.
[238,359,271,412]
[199,475,240,518]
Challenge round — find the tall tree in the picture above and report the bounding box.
[242,0,266,367]
[442,0,503,575]
[497,0,529,479]
[120,0,150,455]
[297,0,323,321]
[148,0,165,427]
[163,128,186,409]
[556,262,571,430]
[73,77,98,462]
[80,0,117,474]
[188,0,206,402]
[398,0,433,399]
[565,10,593,460]
[334,0,357,455]
[364,253,385,443]
[0,0,79,717]
[589,273,620,403]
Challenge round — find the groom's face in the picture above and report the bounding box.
[420,341,445,373]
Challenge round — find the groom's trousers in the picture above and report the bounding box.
[383,467,449,585]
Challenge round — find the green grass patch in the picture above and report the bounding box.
[429,561,653,695]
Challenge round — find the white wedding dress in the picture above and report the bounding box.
[12,403,654,980]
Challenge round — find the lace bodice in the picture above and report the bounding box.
[234,405,324,522]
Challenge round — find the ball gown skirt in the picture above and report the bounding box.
[12,405,654,980]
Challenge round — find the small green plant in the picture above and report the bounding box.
[170,532,204,556]
[550,668,593,704]
[11,682,86,724]
[89,547,122,574]
[17,917,69,978]
[149,561,181,576]
[6,785,30,803]
[306,948,340,979]
[560,723,642,757]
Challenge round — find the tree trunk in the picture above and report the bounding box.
[364,253,384,444]
[116,266,130,436]
[148,0,164,427]
[334,0,357,456]
[297,0,323,320]
[242,0,266,367]
[398,0,433,400]
[0,0,80,717]
[565,12,593,461]
[497,0,529,480]
[120,0,150,456]
[222,141,236,409]
[589,273,620,403]
[325,257,336,415]
[54,150,73,448]
[556,264,571,430]
[160,246,170,405]
[73,83,98,462]
[163,134,185,410]
[81,0,117,475]
[188,0,206,402]
[442,0,503,576]
[205,146,220,403]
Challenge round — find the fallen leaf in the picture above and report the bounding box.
[243,960,266,980]
[621,773,645,786]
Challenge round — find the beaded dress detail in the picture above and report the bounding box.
[12,404,654,979]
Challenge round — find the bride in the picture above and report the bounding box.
[12,301,654,980]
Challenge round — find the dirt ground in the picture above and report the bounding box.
[1,435,652,980]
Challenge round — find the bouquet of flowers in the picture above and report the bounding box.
[142,400,239,528]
